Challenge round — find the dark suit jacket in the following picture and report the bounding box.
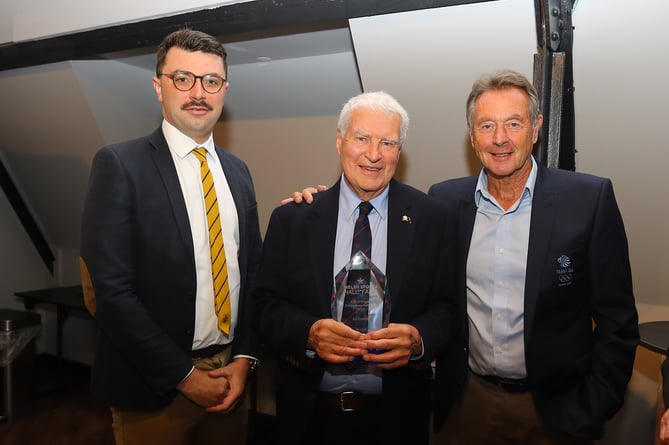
[80,127,262,410]
[428,161,639,440]
[253,179,457,440]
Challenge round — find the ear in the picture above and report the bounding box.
[152,76,163,103]
[532,114,544,143]
[336,129,343,156]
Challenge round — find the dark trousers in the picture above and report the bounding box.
[275,390,430,445]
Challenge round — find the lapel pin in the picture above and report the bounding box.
[402,215,412,224]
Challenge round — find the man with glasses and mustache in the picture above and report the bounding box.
[80,28,262,445]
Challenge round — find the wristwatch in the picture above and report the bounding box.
[248,358,260,373]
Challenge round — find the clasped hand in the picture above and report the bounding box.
[177,358,250,413]
[308,319,422,369]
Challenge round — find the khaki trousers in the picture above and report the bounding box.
[457,372,593,445]
[110,348,248,445]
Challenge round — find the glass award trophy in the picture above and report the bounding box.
[332,250,390,337]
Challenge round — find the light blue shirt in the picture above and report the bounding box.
[466,158,537,379]
[319,175,388,394]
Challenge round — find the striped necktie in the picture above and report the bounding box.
[192,147,231,335]
[342,201,374,333]
[351,201,373,258]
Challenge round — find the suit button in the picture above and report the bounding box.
[185,330,193,336]
[184,292,194,301]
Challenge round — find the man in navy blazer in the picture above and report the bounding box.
[253,91,456,445]
[80,29,262,445]
[429,70,639,443]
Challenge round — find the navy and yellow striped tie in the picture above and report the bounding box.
[193,147,231,335]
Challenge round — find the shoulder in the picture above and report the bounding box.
[389,181,452,223]
[539,164,608,183]
[274,185,338,217]
[537,166,613,194]
[389,180,426,199]
[391,181,443,207]
[96,128,162,160]
[428,176,477,201]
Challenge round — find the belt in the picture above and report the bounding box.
[317,391,383,412]
[191,343,231,359]
[471,370,529,393]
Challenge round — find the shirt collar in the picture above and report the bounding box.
[338,174,389,222]
[162,119,215,159]
[475,156,538,208]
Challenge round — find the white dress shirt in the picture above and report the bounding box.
[162,120,241,349]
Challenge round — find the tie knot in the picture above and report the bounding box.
[358,201,373,216]
[193,147,208,162]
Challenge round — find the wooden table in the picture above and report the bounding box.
[14,285,87,361]
[640,321,669,355]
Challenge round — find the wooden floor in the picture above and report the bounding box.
[0,355,113,445]
[0,354,276,445]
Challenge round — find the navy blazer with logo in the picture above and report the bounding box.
[428,160,639,439]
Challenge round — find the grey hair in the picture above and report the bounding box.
[337,91,410,145]
[466,69,541,130]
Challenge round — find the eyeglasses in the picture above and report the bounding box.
[158,71,227,94]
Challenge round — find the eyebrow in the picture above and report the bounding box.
[476,113,526,122]
[351,130,399,143]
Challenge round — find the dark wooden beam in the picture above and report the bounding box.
[532,0,575,170]
[0,157,55,273]
[0,0,497,71]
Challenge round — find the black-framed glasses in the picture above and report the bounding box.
[158,71,227,93]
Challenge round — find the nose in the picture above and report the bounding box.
[189,79,207,99]
[492,124,509,145]
[365,141,383,162]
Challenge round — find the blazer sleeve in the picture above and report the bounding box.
[583,179,639,415]
[80,145,193,395]
[252,205,322,360]
[540,178,639,439]
[221,152,263,359]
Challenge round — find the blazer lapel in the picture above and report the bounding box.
[458,187,477,339]
[523,165,556,341]
[386,181,415,309]
[216,146,246,248]
[149,130,194,260]
[306,184,340,317]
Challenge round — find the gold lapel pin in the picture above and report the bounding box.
[402,215,412,224]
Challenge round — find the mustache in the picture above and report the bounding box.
[182,101,213,111]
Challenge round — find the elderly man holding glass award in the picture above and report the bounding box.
[253,91,456,445]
